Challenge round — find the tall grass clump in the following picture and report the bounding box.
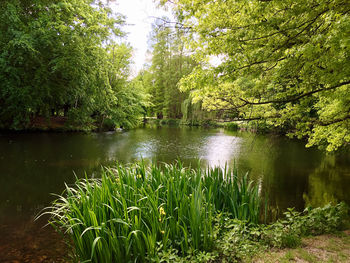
[44,162,261,262]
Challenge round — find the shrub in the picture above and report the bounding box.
[159,119,181,126]
[224,122,239,131]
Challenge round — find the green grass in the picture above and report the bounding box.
[43,161,261,262]
[251,231,350,263]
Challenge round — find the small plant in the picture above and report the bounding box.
[214,202,349,262]
[259,203,348,249]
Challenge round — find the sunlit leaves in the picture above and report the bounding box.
[165,0,350,151]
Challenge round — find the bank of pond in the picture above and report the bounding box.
[16,116,261,134]
[43,162,349,263]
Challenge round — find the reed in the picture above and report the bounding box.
[44,161,261,262]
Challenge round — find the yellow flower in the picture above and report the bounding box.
[161,230,165,235]
[137,174,142,179]
[159,207,166,216]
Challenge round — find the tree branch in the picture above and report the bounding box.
[319,115,350,126]
[239,80,350,106]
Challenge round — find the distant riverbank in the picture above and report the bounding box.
[1,115,287,136]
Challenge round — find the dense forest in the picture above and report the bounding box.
[0,0,349,152]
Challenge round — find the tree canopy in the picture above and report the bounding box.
[137,18,198,120]
[161,0,350,151]
[0,0,145,130]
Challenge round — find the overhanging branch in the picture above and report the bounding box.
[238,80,350,106]
[319,115,350,126]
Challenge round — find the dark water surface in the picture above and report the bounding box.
[1,126,350,262]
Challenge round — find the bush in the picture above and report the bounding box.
[224,122,239,131]
[159,119,181,126]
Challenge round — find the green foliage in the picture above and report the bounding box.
[224,122,239,131]
[180,97,218,124]
[163,0,350,151]
[44,162,261,262]
[215,202,349,262]
[139,18,198,120]
[257,203,349,250]
[43,158,348,262]
[159,119,181,126]
[0,0,145,130]
[216,219,266,262]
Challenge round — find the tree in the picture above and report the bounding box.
[162,0,350,151]
[144,18,197,119]
[0,0,144,130]
[92,43,146,130]
[149,22,170,119]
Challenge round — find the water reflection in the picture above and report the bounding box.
[304,154,350,207]
[1,127,349,221]
[201,131,242,166]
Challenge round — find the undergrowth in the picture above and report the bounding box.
[42,162,261,262]
[41,161,349,262]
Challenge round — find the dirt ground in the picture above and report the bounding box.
[29,116,68,130]
[251,230,350,263]
[0,216,69,263]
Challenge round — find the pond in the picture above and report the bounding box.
[1,126,350,262]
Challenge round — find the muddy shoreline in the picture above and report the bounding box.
[0,215,68,263]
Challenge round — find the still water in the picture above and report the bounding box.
[1,126,350,261]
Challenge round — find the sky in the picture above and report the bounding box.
[109,0,173,76]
